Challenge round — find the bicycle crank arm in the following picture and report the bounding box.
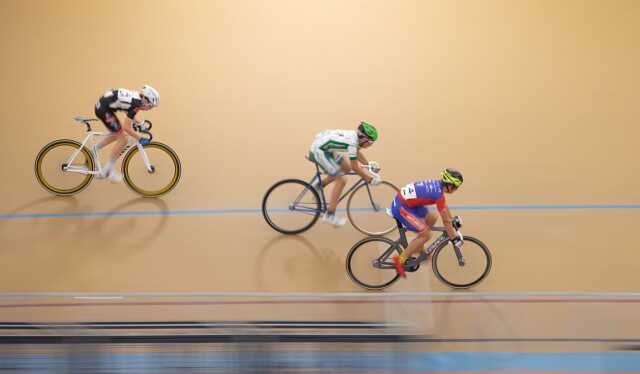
[62,164,92,174]
[372,259,395,270]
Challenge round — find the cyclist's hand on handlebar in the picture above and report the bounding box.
[139,138,150,146]
[368,161,381,173]
[369,174,382,186]
[134,120,150,132]
[452,216,463,230]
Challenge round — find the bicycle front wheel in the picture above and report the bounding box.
[346,181,398,236]
[432,236,492,289]
[122,142,181,197]
[346,236,401,290]
[34,139,95,195]
[262,179,321,235]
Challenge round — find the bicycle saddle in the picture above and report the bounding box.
[73,116,99,123]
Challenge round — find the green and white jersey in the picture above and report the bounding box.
[311,129,359,160]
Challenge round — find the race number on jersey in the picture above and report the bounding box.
[116,89,134,103]
[400,183,417,200]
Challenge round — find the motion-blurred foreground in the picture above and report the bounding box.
[0,293,639,373]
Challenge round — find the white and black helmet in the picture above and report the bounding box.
[141,85,160,107]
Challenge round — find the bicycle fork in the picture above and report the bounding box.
[134,142,155,173]
[116,140,155,174]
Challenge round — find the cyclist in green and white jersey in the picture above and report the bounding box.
[308,121,382,227]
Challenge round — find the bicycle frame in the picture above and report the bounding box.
[63,130,154,176]
[375,220,459,270]
[290,161,380,214]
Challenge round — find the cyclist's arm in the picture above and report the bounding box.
[436,198,458,239]
[122,106,145,140]
[121,116,143,140]
[357,150,369,165]
[350,159,373,182]
[347,144,372,181]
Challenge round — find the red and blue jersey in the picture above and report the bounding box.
[397,179,448,212]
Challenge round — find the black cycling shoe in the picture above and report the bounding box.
[404,257,421,272]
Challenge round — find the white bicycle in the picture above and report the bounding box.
[34,116,181,197]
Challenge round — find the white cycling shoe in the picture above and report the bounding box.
[98,168,123,183]
[108,170,123,183]
[322,212,346,227]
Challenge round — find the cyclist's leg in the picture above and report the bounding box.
[95,106,125,179]
[326,155,350,215]
[391,198,433,275]
[310,148,343,195]
[311,149,348,224]
[416,209,437,258]
[308,151,330,188]
[320,156,353,188]
[94,105,122,151]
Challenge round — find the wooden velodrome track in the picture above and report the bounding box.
[0,0,639,371]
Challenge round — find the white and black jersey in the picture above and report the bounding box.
[94,88,144,132]
[96,88,144,119]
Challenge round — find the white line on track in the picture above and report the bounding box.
[0,291,639,298]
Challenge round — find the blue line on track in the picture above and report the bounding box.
[1,204,639,220]
[0,352,639,372]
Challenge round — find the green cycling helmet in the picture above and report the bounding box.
[441,168,464,188]
[357,121,378,141]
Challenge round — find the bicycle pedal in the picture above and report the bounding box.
[404,258,420,272]
[405,263,420,272]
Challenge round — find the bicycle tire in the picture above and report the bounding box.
[262,179,321,235]
[34,139,95,196]
[346,236,401,290]
[122,142,182,197]
[346,180,399,236]
[432,235,492,289]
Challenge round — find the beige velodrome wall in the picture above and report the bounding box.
[1,0,639,210]
[1,1,640,293]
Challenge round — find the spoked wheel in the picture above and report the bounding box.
[346,236,401,290]
[34,139,95,195]
[346,181,398,236]
[122,142,181,197]
[262,179,322,234]
[432,236,492,289]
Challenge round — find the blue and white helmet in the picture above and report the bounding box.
[141,85,160,107]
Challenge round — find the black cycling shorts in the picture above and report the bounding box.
[94,102,122,132]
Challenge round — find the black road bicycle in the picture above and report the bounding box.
[346,216,492,289]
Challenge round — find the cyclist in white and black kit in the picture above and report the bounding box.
[93,85,160,182]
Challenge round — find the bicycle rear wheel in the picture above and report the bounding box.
[346,236,401,290]
[432,236,492,289]
[122,142,181,197]
[346,181,398,236]
[34,139,95,195]
[262,179,321,234]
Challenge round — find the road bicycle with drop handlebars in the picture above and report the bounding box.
[346,215,492,289]
[34,116,181,197]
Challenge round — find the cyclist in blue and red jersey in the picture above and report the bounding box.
[391,168,464,278]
